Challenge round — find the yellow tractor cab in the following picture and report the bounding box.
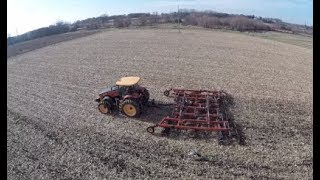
[116,76,141,96]
[116,76,140,86]
[96,76,149,117]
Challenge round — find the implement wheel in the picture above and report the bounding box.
[119,99,141,117]
[164,90,170,97]
[98,101,111,114]
[147,126,155,134]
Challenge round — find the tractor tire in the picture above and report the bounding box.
[141,89,150,104]
[119,99,141,117]
[98,101,111,114]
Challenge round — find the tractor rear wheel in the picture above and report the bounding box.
[98,101,111,114]
[119,99,141,117]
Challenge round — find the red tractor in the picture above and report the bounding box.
[95,76,150,117]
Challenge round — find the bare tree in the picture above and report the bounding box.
[114,18,131,28]
[138,15,148,26]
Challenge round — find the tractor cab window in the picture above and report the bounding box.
[127,85,133,91]
[111,86,119,91]
[118,86,127,95]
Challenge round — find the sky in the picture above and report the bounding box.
[7,0,313,36]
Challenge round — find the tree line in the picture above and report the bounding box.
[7,10,313,45]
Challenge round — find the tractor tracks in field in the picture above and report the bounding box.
[8,109,65,145]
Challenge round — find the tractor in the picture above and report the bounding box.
[95,76,150,117]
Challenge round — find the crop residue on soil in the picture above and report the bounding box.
[7,29,312,179]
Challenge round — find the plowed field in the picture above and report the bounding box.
[7,29,312,179]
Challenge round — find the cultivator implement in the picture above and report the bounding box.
[147,88,245,145]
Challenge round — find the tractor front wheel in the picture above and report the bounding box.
[98,101,111,114]
[119,99,141,117]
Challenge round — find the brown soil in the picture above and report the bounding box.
[7,29,312,179]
